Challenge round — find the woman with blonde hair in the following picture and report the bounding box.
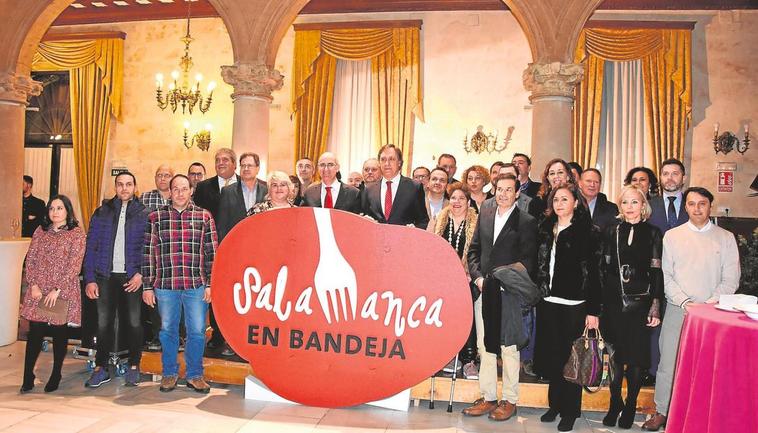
[600,185,664,429]
[432,182,479,377]
[248,171,296,215]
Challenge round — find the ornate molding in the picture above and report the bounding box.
[0,73,42,105]
[522,62,584,101]
[221,63,284,102]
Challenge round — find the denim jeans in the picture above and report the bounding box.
[154,286,208,379]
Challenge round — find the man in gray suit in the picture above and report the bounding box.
[481,163,532,214]
[302,152,360,213]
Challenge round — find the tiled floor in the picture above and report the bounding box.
[0,342,652,433]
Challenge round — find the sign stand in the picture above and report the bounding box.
[244,375,411,412]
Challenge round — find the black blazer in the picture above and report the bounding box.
[468,206,538,283]
[521,178,542,199]
[360,175,429,228]
[591,192,619,232]
[648,194,688,234]
[193,175,241,219]
[216,179,267,241]
[302,181,360,213]
[536,215,603,315]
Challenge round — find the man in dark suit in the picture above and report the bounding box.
[22,175,46,237]
[511,153,541,198]
[192,147,239,355]
[438,153,459,184]
[580,168,619,232]
[303,152,360,213]
[193,148,239,219]
[216,152,268,241]
[360,144,428,228]
[464,173,538,421]
[645,158,688,385]
[648,159,689,235]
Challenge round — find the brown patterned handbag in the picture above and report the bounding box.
[563,326,616,393]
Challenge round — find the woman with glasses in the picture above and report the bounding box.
[600,185,663,429]
[248,171,297,215]
[20,195,86,393]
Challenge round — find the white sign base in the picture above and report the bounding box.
[244,375,410,412]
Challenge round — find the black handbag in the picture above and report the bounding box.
[616,225,651,313]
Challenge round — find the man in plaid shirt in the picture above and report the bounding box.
[142,174,218,393]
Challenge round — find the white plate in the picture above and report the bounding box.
[715,304,740,312]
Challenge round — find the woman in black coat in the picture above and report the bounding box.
[533,184,602,432]
[600,185,663,429]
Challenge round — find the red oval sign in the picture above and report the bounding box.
[211,208,472,407]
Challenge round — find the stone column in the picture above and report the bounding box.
[523,62,584,171]
[0,73,42,238]
[221,63,284,176]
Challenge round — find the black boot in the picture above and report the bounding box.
[618,365,643,429]
[21,321,46,394]
[44,373,61,393]
[20,374,35,393]
[603,361,625,426]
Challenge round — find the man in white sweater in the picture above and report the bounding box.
[643,187,741,431]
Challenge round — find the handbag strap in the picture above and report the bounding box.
[615,225,628,298]
[583,350,612,393]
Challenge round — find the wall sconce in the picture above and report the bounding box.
[463,125,515,154]
[713,123,750,155]
[183,121,212,151]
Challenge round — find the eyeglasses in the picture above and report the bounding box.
[318,162,337,169]
[240,164,258,169]
[156,173,172,179]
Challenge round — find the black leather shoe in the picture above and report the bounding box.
[557,417,576,432]
[540,408,559,422]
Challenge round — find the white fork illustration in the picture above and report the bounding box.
[313,208,358,324]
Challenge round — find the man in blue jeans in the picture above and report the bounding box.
[142,174,218,393]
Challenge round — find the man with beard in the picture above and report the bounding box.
[645,158,689,387]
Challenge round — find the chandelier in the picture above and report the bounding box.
[463,125,515,154]
[154,1,215,115]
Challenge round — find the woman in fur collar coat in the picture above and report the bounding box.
[432,182,479,377]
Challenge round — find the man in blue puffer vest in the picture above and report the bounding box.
[82,172,149,388]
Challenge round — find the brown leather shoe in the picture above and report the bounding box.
[641,412,667,431]
[462,398,498,416]
[488,401,517,421]
[159,375,178,392]
[186,377,211,394]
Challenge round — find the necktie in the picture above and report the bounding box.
[384,180,393,220]
[224,178,231,187]
[667,196,678,228]
[324,186,334,209]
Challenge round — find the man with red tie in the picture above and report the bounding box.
[360,144,429,228]
[302,152,360,213]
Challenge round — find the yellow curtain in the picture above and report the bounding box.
[292,27,422,171]
[32,38,124,229]
[573,28,691,173]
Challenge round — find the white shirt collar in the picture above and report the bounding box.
[496,202,518,219]
[687,220,712,233]
[383,173,402,185]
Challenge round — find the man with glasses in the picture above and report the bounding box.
[139,164,174,351]
[187,162,206,191]
[296,158,315,195]
[140,165,174,211]
[360,144,428,228]
[303,152,360,213]
[412,166,431,190]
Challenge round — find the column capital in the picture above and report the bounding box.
[522,62,584,101]
[0,73,42,105]
[221,63,284,102]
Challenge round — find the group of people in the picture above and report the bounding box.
[18,145,740,432]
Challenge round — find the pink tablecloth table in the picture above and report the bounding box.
[667,304,758,433]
